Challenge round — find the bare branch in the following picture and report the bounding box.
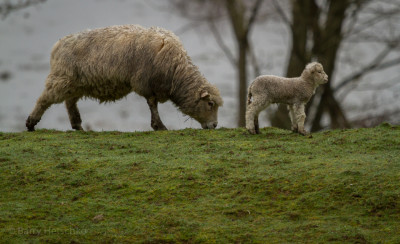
[246,0,263,33]
[338,74,400,101]
[357,74,400,92]
[174,22,205,36]
[334,44,400,92]
[350,109,400,128]
[248,42,261,78]
[342,1,368,37]
[271,0,292,28]
[207,20,237,67]
[0,0,46,19]
[345,1,400,39]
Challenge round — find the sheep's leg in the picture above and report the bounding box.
[246,99,268,134]
[146,96,167,131]
[26,74,75,131]
[26,90,57,131]
[294,104,308,135]
[287,105,298,133]
[65,98,83,131]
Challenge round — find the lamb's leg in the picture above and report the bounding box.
[26,90,56,131]
[65,98,83,131]
[287,105,298,133]
[294,104,308,135]
[246,99,267,134]
[254,116,260,134]
[146,96,167,131]
[246,103,257,134]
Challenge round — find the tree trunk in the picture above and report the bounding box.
[310,0,351,131]
[270,0,311,129]
[225,0,249,127]
[311,86,350,131]
[272,0,351,131]
[237,40,248,127]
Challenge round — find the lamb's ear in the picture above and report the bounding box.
[306,63,316,73]
[310,64,315,73]
[200,90,210,100]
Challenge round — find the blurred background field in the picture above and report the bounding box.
[0,0,399,132]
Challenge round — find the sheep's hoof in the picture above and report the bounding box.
[26,116,36,132]
[248,128,257,135]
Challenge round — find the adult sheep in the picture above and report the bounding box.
[26,25,223,131]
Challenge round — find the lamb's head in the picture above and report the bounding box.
[182,86,223,129]
[304,62,328,85]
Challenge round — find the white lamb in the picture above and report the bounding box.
[245,62,328,135]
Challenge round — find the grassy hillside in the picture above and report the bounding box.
[0,123,399,243]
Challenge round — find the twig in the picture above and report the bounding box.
[0,0,46,19]
[334,44,400,92]
[207,19,237,67]
[246,0,263,33]
[271,0,292,28]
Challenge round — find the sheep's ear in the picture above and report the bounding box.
[200,90,210,100]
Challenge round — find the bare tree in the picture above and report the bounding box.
[168,0,267,127]
[0,0,46,19]
[165,0,400,129]
[272,0,400,130]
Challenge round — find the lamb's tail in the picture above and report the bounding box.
[247,83,253,105]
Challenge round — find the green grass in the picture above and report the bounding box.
[0,123,399,243]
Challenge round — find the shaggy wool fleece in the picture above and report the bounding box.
[26,25,223,131]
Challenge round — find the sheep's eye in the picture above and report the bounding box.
[208,101,214,107]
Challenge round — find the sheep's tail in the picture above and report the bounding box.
[247,83,253,105]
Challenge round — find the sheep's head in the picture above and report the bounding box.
[304,62,328,85]
[183,87,223,129]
